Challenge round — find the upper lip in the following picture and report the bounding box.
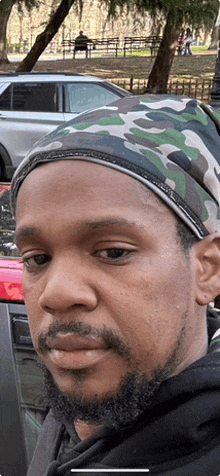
[46,333,108,352]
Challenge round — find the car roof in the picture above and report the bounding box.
[0,73,106,83]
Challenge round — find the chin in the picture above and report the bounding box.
[40,363,167,431]
[52,370,123,401]
[49,359,131,399]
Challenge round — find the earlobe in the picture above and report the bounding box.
[195,234,220,306]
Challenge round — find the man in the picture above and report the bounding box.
[11,95,220,475]
[73,31,93,58]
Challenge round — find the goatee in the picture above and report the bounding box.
[37,321,182,432]
[41,365,167,432]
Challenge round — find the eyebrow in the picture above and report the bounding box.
[14,226,41,244]
[14,217,145,243]
[86,218,141,230]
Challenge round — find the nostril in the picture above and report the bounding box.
[41,301,95,314]
[43,305,54,313]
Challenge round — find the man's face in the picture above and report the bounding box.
[15,160,203,405]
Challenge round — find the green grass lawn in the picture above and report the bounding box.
[118,44,210,57]
[191,45,209,51]
[118,49,152,57]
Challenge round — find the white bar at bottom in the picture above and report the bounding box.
[70,470,150,473]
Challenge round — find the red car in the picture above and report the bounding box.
[0,183,46,476]
[0,183,23,301]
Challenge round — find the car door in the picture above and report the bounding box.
[0,82,65,168]
[0,302,47,476]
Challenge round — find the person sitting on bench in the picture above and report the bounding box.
[73,31,93,58]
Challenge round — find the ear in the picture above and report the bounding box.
[195,234,220,306]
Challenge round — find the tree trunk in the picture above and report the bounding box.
[16,0,76,72]
[145,10,182,94]
[0,0,16,65]
[208,25,218,50]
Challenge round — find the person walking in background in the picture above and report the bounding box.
[184,28,193,55]
[177,28,185,55]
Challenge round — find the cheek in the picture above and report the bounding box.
[22,269,39,298]
[108,254,189,318]
[104,256,191,362]
[22,274,45,345]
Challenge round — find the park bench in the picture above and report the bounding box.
[62,40,75,59]
[123,36,162,57]
[90,37,120,57]
[62,39,89,59]
[62,39,92,59]
[62,37,120,59]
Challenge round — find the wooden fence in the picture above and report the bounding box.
[111,78,214,103]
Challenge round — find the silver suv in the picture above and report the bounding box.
[0,73,130,180]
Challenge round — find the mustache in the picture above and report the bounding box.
[37,321,130,359]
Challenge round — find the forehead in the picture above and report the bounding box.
[15,160,175,232]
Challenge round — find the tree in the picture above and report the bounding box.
[146,6,182,94]
[16,0,77,72]
[0,0,17,64]
[0,0,37,64]
[107,0,219,93]
[208,22,218,50]
[145,0,219,92]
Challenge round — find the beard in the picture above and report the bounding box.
[41,365,166,432]
[38,321,184,432]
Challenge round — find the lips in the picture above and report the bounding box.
[45,332,110,370]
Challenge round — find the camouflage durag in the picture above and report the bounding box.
[11,95,220,239]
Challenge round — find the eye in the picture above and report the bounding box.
[93,248,132,260]
[21,254,51,269]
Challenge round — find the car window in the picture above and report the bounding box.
[12,82,57,112]
[66,82,121,113]
[0,82,58,112]
[0,187,20,257]
[0,84,11,110]
[0,82,10,95]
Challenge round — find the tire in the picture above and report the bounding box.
[0,145,14,181]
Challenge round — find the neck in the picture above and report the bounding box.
[74,419,104,440]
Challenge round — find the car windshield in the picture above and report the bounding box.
[0,186,20,257]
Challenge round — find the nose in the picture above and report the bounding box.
[38,255,98,314]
